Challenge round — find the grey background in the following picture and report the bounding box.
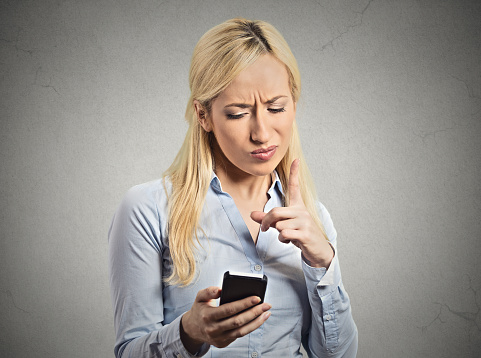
[1,0,480,357]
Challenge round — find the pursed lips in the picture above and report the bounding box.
[250,145,277,160]
[250,145,277,154]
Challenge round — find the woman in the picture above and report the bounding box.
[109,18,358,357]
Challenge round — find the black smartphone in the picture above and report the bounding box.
[219,271,268,305]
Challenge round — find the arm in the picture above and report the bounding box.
[109,183,272,357]
[108,184,208,358]
[302,203,358,358]
[251,160,357,357]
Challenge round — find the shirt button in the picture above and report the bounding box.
[325,314,332,321]
[251,352,258,358]
[254,265,262,271]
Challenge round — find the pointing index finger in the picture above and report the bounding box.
[288,159,302,206]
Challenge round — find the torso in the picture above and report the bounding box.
[231,195,268,244]
[157,176,311,357]
[215,171,273,244]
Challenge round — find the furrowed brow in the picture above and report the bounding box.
[265,95,287,104]
[224,95,288,109]
[224,103,252,109]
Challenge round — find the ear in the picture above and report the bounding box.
[194,100,212,132]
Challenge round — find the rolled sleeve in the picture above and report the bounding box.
[153,315,210,358]
[301,202,358,358]
[109,183,211,358]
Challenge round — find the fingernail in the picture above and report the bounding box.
[252,296,261,304]
[263,311,271,320]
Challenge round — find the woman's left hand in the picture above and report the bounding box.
[250,159,334,268]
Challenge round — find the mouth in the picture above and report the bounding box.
[250,145,277,160]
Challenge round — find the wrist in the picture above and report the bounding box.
[303,241,335,268]
[180,312,205,355]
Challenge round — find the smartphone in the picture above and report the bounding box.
[219,271,268,305]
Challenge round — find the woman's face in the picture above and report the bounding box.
[200,54,295,178]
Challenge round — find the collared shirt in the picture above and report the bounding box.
[108,172,357,358]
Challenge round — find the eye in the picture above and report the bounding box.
[226,113,246,119]
[268,107,286,114]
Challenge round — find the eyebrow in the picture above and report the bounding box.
[223,95,288,109]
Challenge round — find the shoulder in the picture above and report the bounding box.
[115,178,171,224]
[109,178,171,250]
[124,178,169,204]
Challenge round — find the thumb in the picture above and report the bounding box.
[288,158,302,206]
[196,286,221,302]
[250,211,266,224]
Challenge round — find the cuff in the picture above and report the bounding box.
[303,251,342,297]
[158,315,210,357]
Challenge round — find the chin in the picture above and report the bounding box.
[244,162,279,177]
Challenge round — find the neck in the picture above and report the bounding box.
[217,169,273,200]
[214,152,273,200]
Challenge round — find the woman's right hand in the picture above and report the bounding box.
[180,286,272,353]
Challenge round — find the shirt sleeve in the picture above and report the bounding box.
[108,184,210,358]
[301,203,358,358]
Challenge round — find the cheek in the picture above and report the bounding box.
[215,127,236,144]
[214,126,245,155]
[278,115,295,139]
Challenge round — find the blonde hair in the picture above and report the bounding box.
[164,18,326,286]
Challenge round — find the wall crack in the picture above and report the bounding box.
[5,290,31,315]
[316,0,374,52]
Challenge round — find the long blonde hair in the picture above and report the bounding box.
[164,18,326,286]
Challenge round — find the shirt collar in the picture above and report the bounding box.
[210,170,284,197]
[210,172,223,193]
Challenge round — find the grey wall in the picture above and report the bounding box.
[1,1,480,357]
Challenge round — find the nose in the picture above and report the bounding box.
[250,109,270,144]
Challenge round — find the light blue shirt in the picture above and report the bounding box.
[108,172,358,357]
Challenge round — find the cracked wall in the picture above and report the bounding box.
[1,0,480,357]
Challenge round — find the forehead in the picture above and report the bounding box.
[216,54,291,103]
